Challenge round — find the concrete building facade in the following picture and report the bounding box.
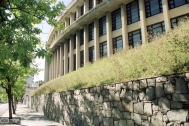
[44,0,189,82]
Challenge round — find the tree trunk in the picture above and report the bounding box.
[12,95,15,114]
[7,84,12,119]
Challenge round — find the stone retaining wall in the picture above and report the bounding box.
[24,72,189,126]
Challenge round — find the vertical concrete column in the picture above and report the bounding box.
[54,51,57,78]
[49,63,51,80]
[139,0,147,44]
[106,12,113,57]
[59,44,64,76]
[52,52,54,79]
[162,0,171,32]
[76,30,80,70]
[121,4,129,49]
[94,0,96,8]
[44,58,49,83]
[70,12,74,24]
[94,18,99,60]
[65,18,69,28]
[70,36,73,72]
[64,41,68,74]
[77,6,81,18]
[84,25,89,64]
[56,47,60,77]
[84,0,89,14]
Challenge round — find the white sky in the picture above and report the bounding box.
[34,0,72,82]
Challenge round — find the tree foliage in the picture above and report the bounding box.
[0,0,65,118]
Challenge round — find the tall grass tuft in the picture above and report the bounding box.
[30,20,189,96]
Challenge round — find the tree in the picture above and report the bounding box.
[0,0,65,119]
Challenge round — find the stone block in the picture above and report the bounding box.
[152,105,159,115]
[102,89,109,96]
[167,109,188,122]
[117,102,124,111]
[133,91,139,101]
[144,103,152,115]
[164,81,175,94]
[185,73,189,79]
[158,97,170,111]
[173,94,189,102]
[127,120,134,126]
[133,113,142,125]
[171,102,183,109]
[96,86,101,93]
[142,121,150,126]
[104,97,109,102]
[151,113,163,126]
[119,120,126,126]
[103,118,109,126]
[123,112,131,119]
[184,123,189,126]
[108,85,116,90]
[116,83,121,91]
[134,102,144,114]
[123,101,133,112]
[146,87,155,101]
[103,102,111,110]
[127,81,133,90]
[175,77,189,93]
[133,81,140,90]
[98,95,103,103]
[114,121,119,126]
[156,83,165,98]
[156,76,167,83]
[139,90,145,101]
[126,90,132,101]
[94,117,99,125]
[163,115,168,123]
[109,91,120,101]
[147,78,155,86]
[120,89,126,98]
[112,108,123,119]
[102,110,111,117]
[140,79,147,88]
[121,83,127,88]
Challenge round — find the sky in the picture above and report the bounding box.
[34,0,72,82]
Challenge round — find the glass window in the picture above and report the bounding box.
[80,29,84,46]
[89,46,95,62]
[73,34,76,49]
[80,50,84,67]
[97,0,103,4]
[171,14,189,27]
[89,22,94,41]
[128,29,141,47]
[68,18,70,25]
[67,39,70,53]
[127,0,140,25]
[99,16,107,36]
[147,22,165,36]
[168,0,189,9]
[68,57,70,73]
[145,0,163,18]
[113,36,123,53]
[112,8,122,31]
[100,41,107,58]
[74,12,77,21]
[81,5,84,16]
[89,0,93,10]
[73,54,76,71]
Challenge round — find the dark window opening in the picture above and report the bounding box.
[126,0,140,25]
[73,54,76,71]
[112,8,122,31]
[144,0,163,18]
[80,50,84,67]
[80,29,84,46]
[89,46,95,62]
[99,16,107,36]
[89,0,93,10]
[168,0,189,9]
[89,22,94,41]
[128,29,141,47]
[81,5,84,16]
[100,41,107,58]
[171,14,189,27]
[113,36,123,53]
[73,34,76,49]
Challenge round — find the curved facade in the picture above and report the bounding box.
[44,0,189,82]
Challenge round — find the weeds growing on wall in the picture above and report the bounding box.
[30,20,189,96]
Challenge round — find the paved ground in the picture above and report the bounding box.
[1,103,63,126]
[0,103,8,117]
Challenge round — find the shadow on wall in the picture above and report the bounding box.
[25,72,189,126]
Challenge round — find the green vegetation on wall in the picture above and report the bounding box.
[31,20,189,96]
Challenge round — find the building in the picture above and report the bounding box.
[44,0,189,82]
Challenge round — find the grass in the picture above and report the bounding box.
[30,20,189,96]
